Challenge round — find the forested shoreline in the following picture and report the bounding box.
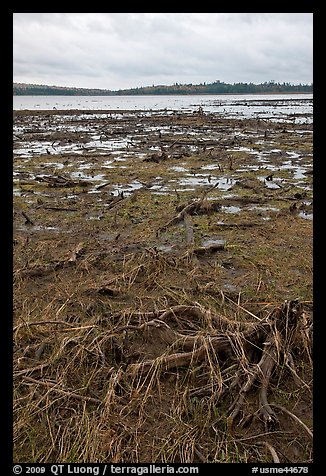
[13,80,313,96]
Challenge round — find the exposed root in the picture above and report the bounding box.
[271,404,313,440]
[117,299,311,437]
[260,441,280,463]
[14,296,312,462]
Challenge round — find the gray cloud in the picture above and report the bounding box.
[13,13,313,89]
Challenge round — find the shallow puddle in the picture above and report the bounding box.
[155,243,177,253]
[13,108,313,232]
[70,171,106,181]
[247,205,280,212]
[110,182,144,196]
[201,238,226,247]
[221,205,242,214]
[298,211,313,220]
[16,224,64,232]
[257,176,284,189]
[169,165,188,173]
[177,174,212,188]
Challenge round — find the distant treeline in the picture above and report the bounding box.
[13,80,313,96]
[13,83,107,96]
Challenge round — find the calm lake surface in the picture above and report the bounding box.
[13,94,313,122]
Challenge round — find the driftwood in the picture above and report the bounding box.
[21,211,34,225]
[106,195,125,210]
[35,174,89,188]
[96,181,111,191]
[160,199,222,232]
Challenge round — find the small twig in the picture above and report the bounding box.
[214,222,261,228]
[42,206,78,212]
[63,325,97,332]
[13,320,80,332]
[199,180,220,201]
[194,445,207,463]
[22,376,102,405]
[234,430,291,442]
[223,294,264,322]
[284,352,312,393]
[14,362,50,377]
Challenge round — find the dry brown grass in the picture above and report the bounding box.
[13,108,313,463]
[13,242,313,463]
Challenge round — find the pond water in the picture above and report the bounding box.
[13,94,313,122]
[13,95,313,224]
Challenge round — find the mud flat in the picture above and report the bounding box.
[13,106,313,463]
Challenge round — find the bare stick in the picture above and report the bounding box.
[14,320,80,332]
[21,211,34,225]
[160,202,200,231]
[271,404,313,439]
[14,363,51,378]
[184,213,195,247]
[22,376,102,405]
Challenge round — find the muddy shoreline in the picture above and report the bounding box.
[13,106,313,463]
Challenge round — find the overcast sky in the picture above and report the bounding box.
[13,13,313,90]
